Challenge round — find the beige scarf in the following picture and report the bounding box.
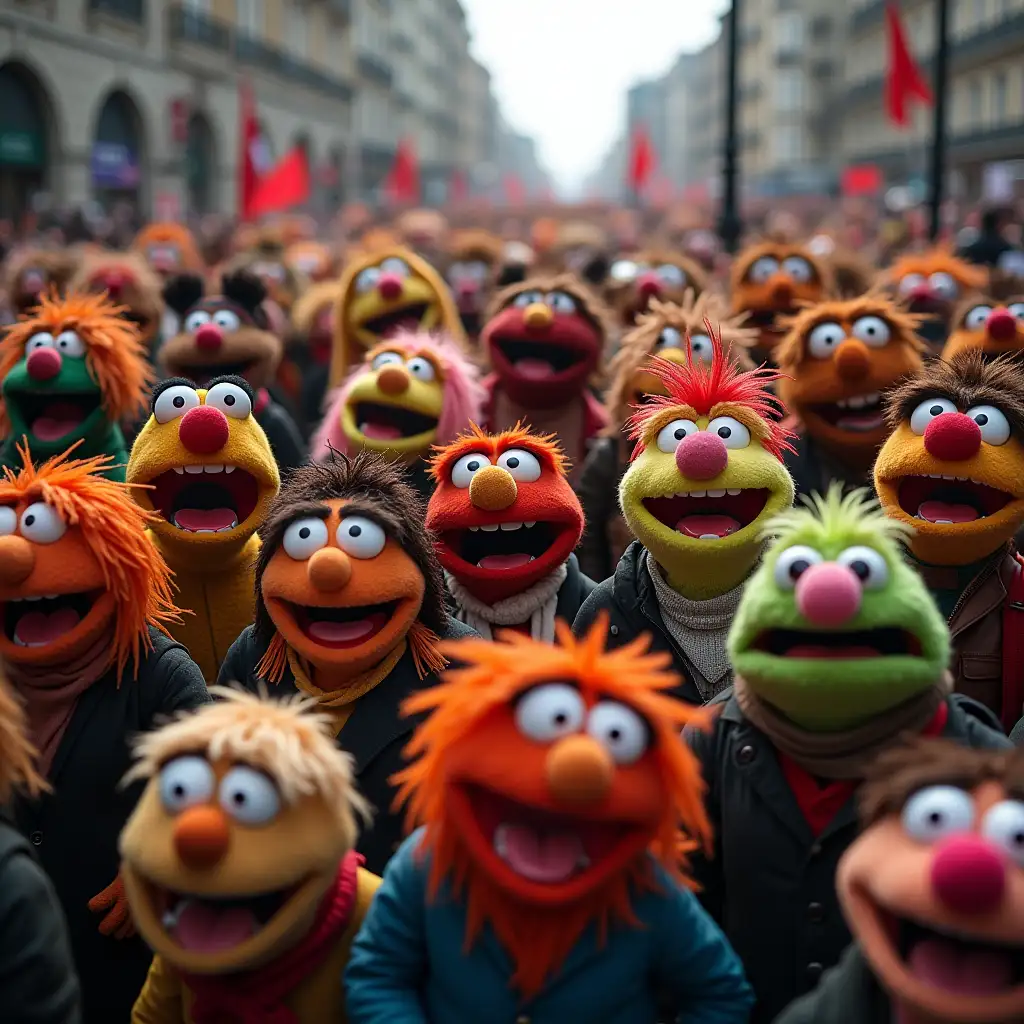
[733,672,953,780]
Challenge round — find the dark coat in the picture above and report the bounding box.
[687,691,1011,1024]
[218,618,478,876]
[783,430,870,500]
[0,815,81,1024]
[11,630,209,1024]
[577,435,632,583]
[256,395,306,476]
[774,944,892,1024]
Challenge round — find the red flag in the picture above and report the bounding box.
[449,168,469,204]
[238,79,262,221]
[627,125,657,193]
[248,146,310,218]
[386,139,420,205]
[503,174,526,205]
[885,2,932,128]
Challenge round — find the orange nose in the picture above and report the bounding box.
[469,465,518,511]
[0,536,35,586]
[545,734,614,805]
[523,302,554,330]
[307,547,352,592]
[833,339,871,381]
[173,805,230,869]
[377,365,411,395]
[770,279,794,305]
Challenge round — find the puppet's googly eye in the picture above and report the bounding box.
[447,261,468,282]
[850,316,891,347]
[371,351,403,371]
[656,264,686,288]
[1009,302,1024,322]
[966,405,1011,446]
[707,416,750,449]
[406,356,436,383]
[688,334,714,363]
[355,267,381,293]
[512,290,544,308]
[773,545,823,589]
[283,517,329,560]
[910,397,958,435]
[782,256,813,283]
[981,801,1024,867]
[929,272,958,299]
[497,449,542,482]
[205,381,252,420]
[515,684,585,743]
[655,326,684,350]
[212,310,241,332]
[336,516,386,559]
[159,756,215,813]
[466,260,489,281]
[902,786,975,843]
[807,321,846,359]
[898,273,926,296]
[836,546,889,589]
[154,384,200,424]
[451,452,493,488]
[54,330,85,358]
[19,502,66,545]
[587,702,649,765]
[747,256,780,283]
[610,260,638,283]
[0,507,16,537]
[25,332,54,353]
[964,304,993,331]
[219,766,281,826]
[380,257,410,278]
[546,291,576,314]
[184,310,212,333]
[656,419,699,453]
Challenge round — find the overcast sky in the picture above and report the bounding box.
[462,0,728,195]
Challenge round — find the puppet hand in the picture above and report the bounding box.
[88,873,136,939]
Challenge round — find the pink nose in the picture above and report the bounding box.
[674,431,729,481]
[931,836,1006,916]
[377,273,404,301]
[986,309,1017,343]
[26,347,62,381]
[795,562,862,627]
[910,284,936,303]
[636,272,663,299]
[457,280,479,298]
[924,412,981,461]
[194,323,223,351]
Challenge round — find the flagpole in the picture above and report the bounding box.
[927,0,950,241]
[717,0,742,255]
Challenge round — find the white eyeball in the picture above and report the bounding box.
[966,405,1011,446]
[807,321,846,359]
[153,384,201,424]
[656,263,686,288]
[336,516,387,559]
[159,756,215,813]
[655,326,684,350]
[773,545,824,589]
[657,418,699,453]
[184,310,212,332]
[898,273,926,296]
[451,452,493,488]
[964,304,993,331]
[546,291,577,314]
[981,800,1024,867]
[205,381,252,419]
[19,502,66,545]
[851,316,891,347]
[706,416,751,449]
[354,267,381,293]
[160,310,181,339]
[587,701,649,765]
[837,546,889,589]
[512,289,545,308]
[219,766,281,826]
[497,448,542,482]
[0,507,15,536]
[910,397,958,435]
[25,332,54,353]
[610,260,638,283]
[380,257,411,277]
[371,350,404,371]
[406,356,436,382]
[1009,302,1024,321]
[902,785,975,843]
[782,256,813,282]
[688,333,714,363]
[465,260,489,281]
[929,272,959,300]
[515,684,585,743]
[212,310,242,332]
[54,330,86,357]
[282,517,329,560]
[747,256,780,283]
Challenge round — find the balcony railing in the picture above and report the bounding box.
[168,6,230,50]
[89,0,144,23]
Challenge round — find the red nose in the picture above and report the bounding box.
[457,280,479,299]
[194,324,223,351]
[377,273,403,301]
[910,284,936,303]
[986,309,1017,343]
[675,431,729,481]
[178,405,229,454]
[923,412,982,461]
[636,272,663,299]
[931,835,1006,915]
[795,563,862,627]
[97,272,127,299]
[26,347,61,381]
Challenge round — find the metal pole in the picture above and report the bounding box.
[718,0,742,254]
[928,0,950,241]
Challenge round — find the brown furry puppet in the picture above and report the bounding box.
[606,249,709,328]
[396,208,449,267]
[942,273,1024,363]
[286,239,338,283]
[444,228,505,342]
[230,229,308,316]
[544,221,611,290]
[3,248,77,318]
[133,223,203,279]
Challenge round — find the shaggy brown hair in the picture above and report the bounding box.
[447,229,504,266]
[729,241,835,294]
[484,273,614,343]
[885,349,1024,435]
[607,249,709,298]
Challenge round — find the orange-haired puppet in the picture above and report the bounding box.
[426,424,595,641]
[0,290,153,480]
[941,274,1024,362]
[133,222,204,279]
[0,447,208,1023]
[344,622,753,1022]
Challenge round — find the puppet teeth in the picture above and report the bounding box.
[184,465,205,475]
[499,521,523,531]
[469,526,480,532]
[173,467,185,475]
[162,901,186,930]
[699,534,721,540]
[480,524,500,532]
[524,521,536,528]
[707,489,726,498]
[941,475,956,481]
[847,395,867,409]
[494,824,508,858]
[204,464,224,474]
[224,466,236,474]
[726,488,742,496]
[689,490,707,498]
[24,595,43,602]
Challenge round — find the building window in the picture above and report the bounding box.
[774,68,805,112]
[286,0,308,57]
[237,0,262,36]
[775,11,804,54]
[992,71,1007,122]
[772,124,804,163]
[969,78,984,121]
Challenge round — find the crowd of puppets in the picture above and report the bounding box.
[2,208,1024,1024]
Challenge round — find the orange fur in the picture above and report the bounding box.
[133,223,203,271]
[886,248,988,292]
[428,421,568,482]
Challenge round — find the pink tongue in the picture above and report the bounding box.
[918,500,979,524]
[172,901,258,954]
[515,358,556,380]
[908,937,1014,996]
[359,421,403,440]
[308,619,374,643]
[787,645,880,659]
[677,514,741,539]
[500,824,583,884]
[14,608,81,646]
[478,553,533,570]
[174,508,237,531]
[32,402,85,443]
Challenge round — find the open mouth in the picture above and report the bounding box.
[751,626,921,659]
[352,401,438,441]
[287,599,396,648]
[748,308,795,328]
[148,465,260,533]
[14,392,101,444]
[173,360,258,387]
[443,520,561,570]
[360,302,430,338]
[811,392,885,432]
[493,336,585,380]
[3,591,99,647]
[896,476,1013,524]
[642,488,769,539]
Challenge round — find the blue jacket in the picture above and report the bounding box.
[345,829,753,1024]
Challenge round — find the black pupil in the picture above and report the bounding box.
[850,560,871,581]
[674,428,686,440]
[299,527,310,539]
[24,515,34,526]
[609,728,622,741]
[1014,831,1024,846]
[975,414,989,426]
[718,426,732,439]
[928,811,943,826]
[468,461,480,471]
[507,457,520,469]
[790,558,810,579]
[173,396,184,408]
[349,525,362,537]
[233,792,245,805]
[173,784,185,798]
[225,395,235,406]
[554,712,567,726]
[930,405,944,416]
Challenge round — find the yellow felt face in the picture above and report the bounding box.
[127,380,280,546]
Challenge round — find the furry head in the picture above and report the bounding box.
[606,250,709,328]
[942,291,1024,363]
[3,248,78,317]
[291,280,340,370]
[229,230,307,313]
[285,240,337,283]
[69,250,165,347]
[445,229,505,337]
[133,223,203,278]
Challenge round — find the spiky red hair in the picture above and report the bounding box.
[428,421,568,483]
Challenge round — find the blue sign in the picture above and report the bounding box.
[91,142,140,188]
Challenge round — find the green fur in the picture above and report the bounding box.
[728,485,950,731]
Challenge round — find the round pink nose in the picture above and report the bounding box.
[795,562,862,627]
[910,284,936,303]
[674,431,728,481]
[931,836,1006,915]
[986,309,1017,343]
[636,272,663,299]
[377,273,403,301]
[194,323,223,351]
[26,347,62,381]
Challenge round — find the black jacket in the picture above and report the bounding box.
[687,691,1010,1024]
[11,630,209,1024]
[256,397,306,476]
[0,815,81,1024]
[958,233,1014,268]
[783,432,870,501]
[218,618,477,875]
[775,945,892,1024]
[577,435,628,583]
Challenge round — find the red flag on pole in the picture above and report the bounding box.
[884,2,933,128]
[248,146,311,218]
[386,139,421,205]
[238,79,262,221]
[627,125,657,194]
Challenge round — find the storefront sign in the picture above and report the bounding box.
[0,130,44,168]
[91,142,140,189]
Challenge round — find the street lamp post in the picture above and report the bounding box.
[718,0,742,254]
[927,0,950,241]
